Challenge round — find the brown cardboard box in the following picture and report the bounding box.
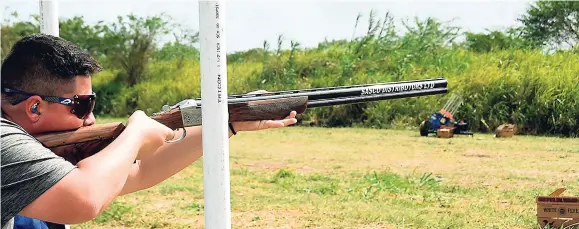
[437,127,453,138]
[495,123,517,138]
[537,188,579,228]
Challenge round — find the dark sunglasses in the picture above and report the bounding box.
[1,87,96,119]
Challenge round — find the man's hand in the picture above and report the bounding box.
[127,110,176,160]
[230,90,298,132]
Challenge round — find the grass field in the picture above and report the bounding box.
[75,117,579,229]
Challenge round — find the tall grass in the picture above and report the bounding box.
[92,12,579,137]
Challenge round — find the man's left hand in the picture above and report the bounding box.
[230,90,298,132]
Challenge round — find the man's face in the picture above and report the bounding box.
[31,76,96,134]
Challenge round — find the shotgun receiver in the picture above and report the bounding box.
[33,78,448,164]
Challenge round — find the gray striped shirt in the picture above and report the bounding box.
[1,118,76,228]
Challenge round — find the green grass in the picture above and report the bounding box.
[73,118,579,229]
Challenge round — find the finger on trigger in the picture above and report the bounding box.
[286,111,297,119]
[167,129,176,141]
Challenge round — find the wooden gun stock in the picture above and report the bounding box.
[35,122,126,165]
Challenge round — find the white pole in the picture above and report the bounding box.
[39,0,67,228]
[198,0,231,229]
[39,0,59,36]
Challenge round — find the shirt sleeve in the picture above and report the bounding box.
[1,119,76,228]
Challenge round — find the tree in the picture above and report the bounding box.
[518,1,579,49]
[464,28,533,52]
[99,14,173,86]
[153,28,200,68]
[2,11,198,87]
[1,12,39,60]
[59,16,108,59]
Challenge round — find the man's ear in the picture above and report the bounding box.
[23,96,43,122]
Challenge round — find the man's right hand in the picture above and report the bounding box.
[126,110,175,160]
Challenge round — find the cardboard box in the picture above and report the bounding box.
[437,127,453,138]
[537,188,579,228]
[495,123,517,138]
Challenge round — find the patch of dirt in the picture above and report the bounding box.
[354,223,398,229]
[508,168,578,178]
[244,162,288,170]
[231,210,307,228]
[462,153,491,158]
[151,200,175,209]
[242,162,316,173]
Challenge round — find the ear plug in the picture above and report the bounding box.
[31,102,39,114]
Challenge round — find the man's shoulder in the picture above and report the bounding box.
[1,117,42,158]
[1,117,17,126]
[1,117,26,133]
[1,117,33,140]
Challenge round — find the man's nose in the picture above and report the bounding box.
[83,113,96,126]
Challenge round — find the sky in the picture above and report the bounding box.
[2,0,535,53]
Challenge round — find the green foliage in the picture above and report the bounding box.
[1,11,200,87]
[1,12,39,59]
[464,29,535,52]
[518,1,579,49]
[99,13,173,86]
[59,16,109,59]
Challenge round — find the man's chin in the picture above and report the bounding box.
[33,123,84,135]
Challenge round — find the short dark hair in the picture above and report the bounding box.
[1,34,102,99]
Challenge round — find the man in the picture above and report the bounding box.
[1,34,297,229]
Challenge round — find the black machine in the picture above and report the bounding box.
[419,94,473,137]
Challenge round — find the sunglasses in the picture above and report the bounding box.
[1,87,96,119]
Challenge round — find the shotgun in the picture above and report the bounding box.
[33,78,448,164]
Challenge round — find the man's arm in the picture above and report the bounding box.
[1,112,173,225]
[117,125,228,195]
[15,123,147,223]
[118,111,298,195]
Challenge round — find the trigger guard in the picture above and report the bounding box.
[165,128,187,143]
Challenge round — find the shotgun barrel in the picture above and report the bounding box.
[307,87,448,108]
[191,77,447,106]
[225,77,446,99]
